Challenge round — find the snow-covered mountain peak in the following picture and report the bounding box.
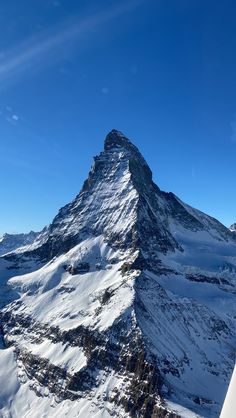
[4,131,234,264]
[103,129,153,186]
[9,131,158,261]
[104,129,130,150]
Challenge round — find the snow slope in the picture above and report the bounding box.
[220,364,236,418]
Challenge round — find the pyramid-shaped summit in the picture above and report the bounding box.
[18,129,179,260]
[1,130,236,418]
[18,129,232,261]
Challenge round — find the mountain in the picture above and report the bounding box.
[0,231,40,256]
[0,130,235,418]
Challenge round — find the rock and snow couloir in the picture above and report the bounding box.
[0,130,236,418]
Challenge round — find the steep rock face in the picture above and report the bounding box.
[0,130,236,418]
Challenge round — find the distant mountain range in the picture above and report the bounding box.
[0,231,39,256]
[0,130,235,418]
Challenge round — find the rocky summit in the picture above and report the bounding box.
[0,130,236,418]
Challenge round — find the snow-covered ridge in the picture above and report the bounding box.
[0,231,40,256]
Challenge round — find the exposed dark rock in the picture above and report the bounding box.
[66,262,90,275]
[186,273,232,286]
[0,309,178,417]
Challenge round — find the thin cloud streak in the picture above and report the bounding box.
[0,1,142,89]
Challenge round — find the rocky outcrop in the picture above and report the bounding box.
[0,307,179,417]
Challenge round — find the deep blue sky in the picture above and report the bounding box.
[0,0,236,235]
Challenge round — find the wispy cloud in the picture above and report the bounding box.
[0,105,21,125]
[0,1,142,90]
[12,114,19,121]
